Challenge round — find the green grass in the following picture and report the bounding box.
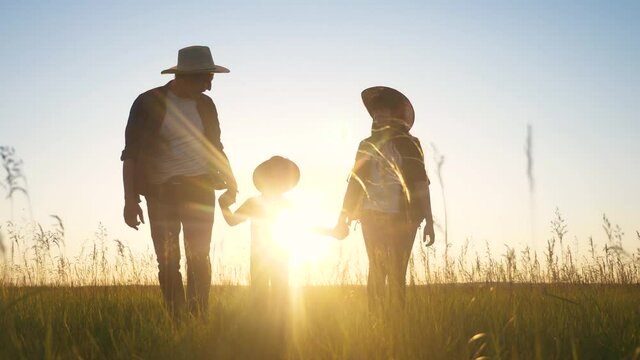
[1,212,639,358]
[1,284,639,359]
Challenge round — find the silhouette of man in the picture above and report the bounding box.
[334,86,435,311]
[121,45,237,318]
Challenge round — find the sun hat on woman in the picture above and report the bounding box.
[361,86,415,130]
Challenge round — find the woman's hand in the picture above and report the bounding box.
[330,213,351,240]
[332,222,350,240]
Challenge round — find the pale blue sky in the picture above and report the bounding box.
[1,1,638,275]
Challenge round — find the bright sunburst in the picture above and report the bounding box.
[270,191,339,278]
[272,205,333,268]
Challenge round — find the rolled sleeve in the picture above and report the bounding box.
[405,137,429,185]
[120,95,146,161]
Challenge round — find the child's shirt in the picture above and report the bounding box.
[233,195,292,259]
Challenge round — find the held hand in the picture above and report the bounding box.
[311,226,349,240]
[333,213,352,240]
[332,221,350,240]
[218,189,237,208]
[313,221,350,240]
[422,221,435,247]
[124,201,145,230]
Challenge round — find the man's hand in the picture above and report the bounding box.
[422,221,435,247]
[124,201,145,230]
[218,189,237,208]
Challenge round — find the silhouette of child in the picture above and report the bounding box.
[218,156,300,301]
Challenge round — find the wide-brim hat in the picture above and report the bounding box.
[253,156,300,194]
[161,45,230,74]
[361,86,415,130]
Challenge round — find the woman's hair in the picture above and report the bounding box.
[368,95,406,118]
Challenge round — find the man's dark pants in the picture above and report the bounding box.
[361,210,418,311]
[145,176,215,318]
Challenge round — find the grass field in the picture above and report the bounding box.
[1,212,639,359]
[1,284,639,359]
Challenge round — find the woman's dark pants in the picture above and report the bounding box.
[361,210,418,311]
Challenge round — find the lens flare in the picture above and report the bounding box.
[272,204,333,271]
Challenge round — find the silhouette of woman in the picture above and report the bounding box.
[333,86,435,310]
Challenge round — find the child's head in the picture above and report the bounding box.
[253,156,300,195]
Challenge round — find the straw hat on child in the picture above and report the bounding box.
[253,156,300,194]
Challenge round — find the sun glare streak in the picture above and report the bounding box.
[263,189,343,289]
[364,138,410,202]
[163,93,234,182]
[272,205,333,269]
[271,193,343,327]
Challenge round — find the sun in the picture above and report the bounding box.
[271,194,337,272]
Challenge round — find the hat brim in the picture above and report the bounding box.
[161,65,230,74]
[253,157,300,194]
[362,86,415,129]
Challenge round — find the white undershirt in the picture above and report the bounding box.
[148,91,210,184]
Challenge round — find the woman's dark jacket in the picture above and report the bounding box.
[341,128,429,222]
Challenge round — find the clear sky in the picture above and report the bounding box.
[1,1,639,282]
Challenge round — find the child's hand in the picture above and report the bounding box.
[218,191,235,208]
[312,223,349,240]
